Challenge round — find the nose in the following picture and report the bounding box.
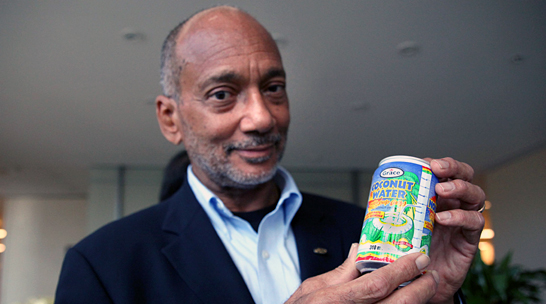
[240,90,275,134]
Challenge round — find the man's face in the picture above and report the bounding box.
[174,12,290,189]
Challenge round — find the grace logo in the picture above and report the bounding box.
[380,168,404,178]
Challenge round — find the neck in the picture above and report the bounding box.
[215,180,280,212]
[191,166,280,212]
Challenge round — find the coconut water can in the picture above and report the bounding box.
[356,156,439,276]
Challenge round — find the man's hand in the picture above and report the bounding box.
[285,244,440,304]
[287,157,484,304]
[425,157,486,304]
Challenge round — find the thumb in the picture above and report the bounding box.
[322,243,362,285]
[285,244,361,303]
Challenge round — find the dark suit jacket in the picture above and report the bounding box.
[55,180,365,304]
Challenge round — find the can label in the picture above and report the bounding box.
[356,156,438,273]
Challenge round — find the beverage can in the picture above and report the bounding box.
[356,155,438,274]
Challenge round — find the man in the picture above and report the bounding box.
[55,6,485,304]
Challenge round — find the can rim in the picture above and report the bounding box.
[379,155,431,167]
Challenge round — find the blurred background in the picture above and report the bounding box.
[1,1,545,303]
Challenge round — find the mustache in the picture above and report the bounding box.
[224,133,283,154]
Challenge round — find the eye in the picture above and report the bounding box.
[264,83,286,99]
[206,88,237,111]
[266,84,284,93]
[211,90,232,100]
[263,83,287,104]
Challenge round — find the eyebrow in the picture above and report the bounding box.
[199,71,242,91]
[263,68,286,81]
[199,67,286,91]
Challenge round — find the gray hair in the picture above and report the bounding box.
[159,18,189,102]
[159,6,241,102]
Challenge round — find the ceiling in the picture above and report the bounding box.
[1,1,545,196]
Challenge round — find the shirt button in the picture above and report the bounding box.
[262,250,270,260]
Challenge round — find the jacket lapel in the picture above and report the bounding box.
[292,193,347,281]
[161,182,255,303]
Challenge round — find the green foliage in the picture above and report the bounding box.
[462,251,546,304]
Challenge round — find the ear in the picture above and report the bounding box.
[156,95,184,145]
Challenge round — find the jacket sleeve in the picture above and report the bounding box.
[55,247,114,304]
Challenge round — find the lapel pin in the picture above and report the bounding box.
[313,247,328,255]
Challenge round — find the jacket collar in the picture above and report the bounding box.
[159,182,347,301]
[161,181,255,303]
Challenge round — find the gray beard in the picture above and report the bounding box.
[187,133,285,189]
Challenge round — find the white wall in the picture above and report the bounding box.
[87,169,118,235]
[1,196,86,304]
[123,169,164,217]
[84,156,546,272]
[290,170,372,207]
[83,167,374,242]
[486,148,546,270]
[87,167,163,234]
[86,167,369,235]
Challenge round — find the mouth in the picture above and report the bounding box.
[224,134,283,162]
[234,144,276,159]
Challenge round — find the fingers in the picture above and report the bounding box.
[436,209,485,245]
[322,242,362,284]
[343,253,434,303]
[288,252,437,304]
[287,244,361,302]
[331,243,363,284]
[380,271,439,304]
[426,157,486,212]
[428,157,474,182]
[435,179,486,211]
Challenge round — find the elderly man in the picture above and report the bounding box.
[55,6,485,304]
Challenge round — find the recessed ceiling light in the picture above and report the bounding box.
[510,53,524,65]
[272,32,288,48]
[121,27,146,42]
[397,41,420,57]
[350,102,370,111]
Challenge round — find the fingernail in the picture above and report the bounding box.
[415,254,430,271]
[437,211,452,221]
[431,270,440,284]
[348,243,358,258]
[440,182,455,192]
[434,159,449,169]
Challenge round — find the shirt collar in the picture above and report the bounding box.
[186,165,302,236]
[273,167,303,235]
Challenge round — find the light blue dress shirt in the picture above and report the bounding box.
[187,165,303,304]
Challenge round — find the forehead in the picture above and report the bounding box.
[183,30,279,64]
[176,10,283,74]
